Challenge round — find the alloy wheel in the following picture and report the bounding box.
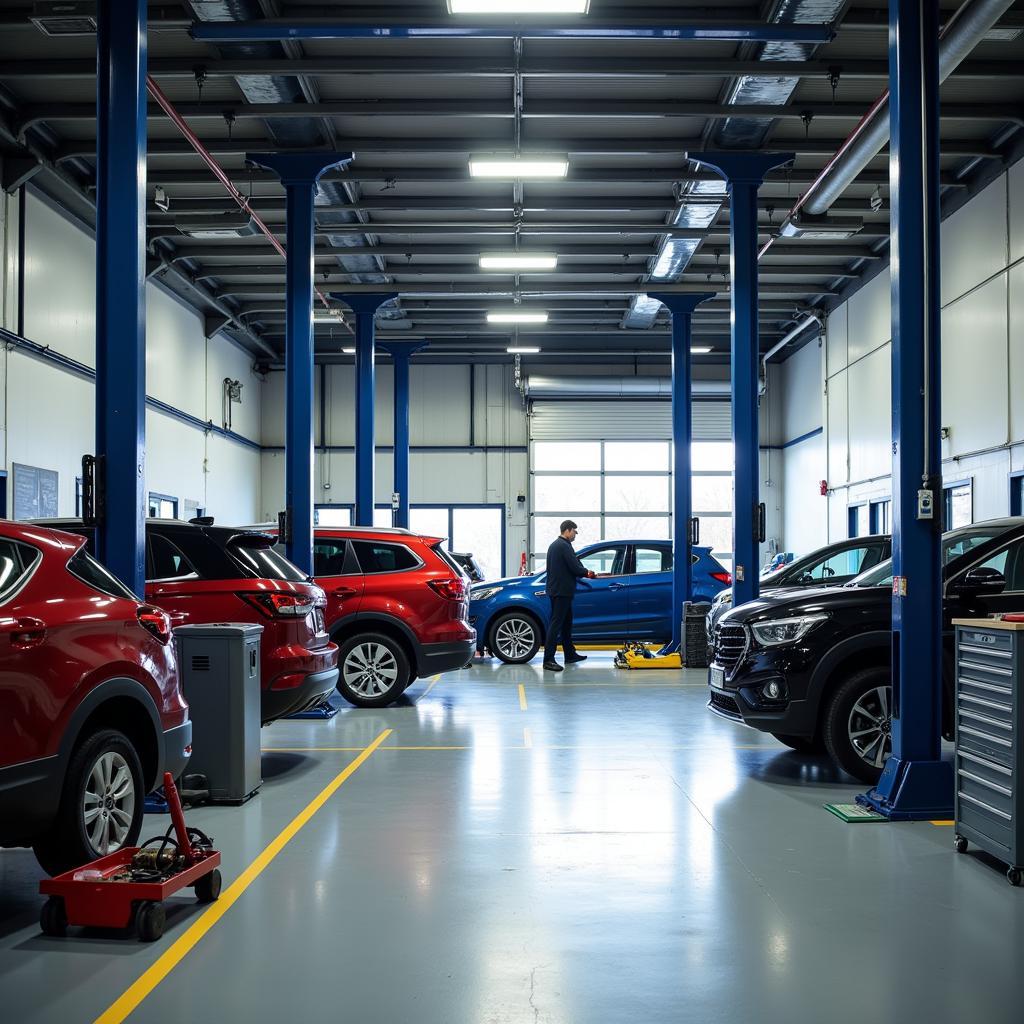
[847,685,893,769]
[344,642,400,697]
[495,617,536,660]
[83,751,136,855]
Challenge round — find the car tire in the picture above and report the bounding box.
[33,728,145,877]
[488,612,542,664]
[823,667,893,785]
[336,633,411,708]
[770,732,825,755]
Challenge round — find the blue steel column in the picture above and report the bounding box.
[693,152,794,607]
[95,0,147,595]
[858,0,951,819]
[380,342,428,529]
[247,152,354,574]
[332,293,397,525]
[650,292,715,655]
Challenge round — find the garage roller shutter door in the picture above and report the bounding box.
[529,400,731,442]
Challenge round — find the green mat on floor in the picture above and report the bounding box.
[824,803,888,823]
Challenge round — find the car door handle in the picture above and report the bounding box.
[608,583,626,591]
[0,616,47,648]
[332,586,359,598]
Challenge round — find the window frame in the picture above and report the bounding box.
[847,502,869,539]
[944,478,974,529]
[869,498,891,535]
[1009,472,1024,517]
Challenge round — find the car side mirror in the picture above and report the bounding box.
[951,566,1007,598]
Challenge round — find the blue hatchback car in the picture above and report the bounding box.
[470,539,731,663]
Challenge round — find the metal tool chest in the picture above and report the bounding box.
[952,619,1024,885]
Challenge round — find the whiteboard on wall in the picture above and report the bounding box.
[13,463,58,520]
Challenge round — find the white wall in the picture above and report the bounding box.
[1,189,262,523]
[782,162,1024,548]
[260,362,529,573]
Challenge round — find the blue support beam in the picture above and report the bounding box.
[192,22,834,44]
[380,342,429,529]
[95,0,147,596]
[693,151,794,608]
[331,293,397,526]
[858,0,952,820]
[247,151,354,575]
[650,292,715,655]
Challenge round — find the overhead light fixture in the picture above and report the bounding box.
[30,2,97,36]
[469,156,569,179]
[449,1,589,13]
[507,346,541,354]
[176,212,261,240]
[480,253,558,271]
[778,212,863,240]
[487,311,549,324]
[691,346,713,354]
[342,347,356,354]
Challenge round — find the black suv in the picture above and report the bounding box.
[708,518,1024,784]
[706,534,891,635]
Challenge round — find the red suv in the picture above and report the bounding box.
[0,523,191,875]
[280,527,476,707]
[41,519,339,725]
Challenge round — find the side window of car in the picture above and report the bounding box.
[634,546,672,574]
[147,534,199,582]
[806,546,874,581]
[579,545,627,576]
[0,540,41,604]
[976,538,1024,592]
[352,541,419,574]
[313,539,349,576]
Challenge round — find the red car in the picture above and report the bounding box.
[42,519,339,725]
[265,526,476,707]
[0,522,191,875]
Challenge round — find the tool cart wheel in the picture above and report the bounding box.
[135,900,166,942]
[953,835,968,854]
[194,868,222,904]
[1007,867,1022,887]
[40,896,67,937]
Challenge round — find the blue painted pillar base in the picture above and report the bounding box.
[331,292,398,526]
[650,291,715,657]
[380,341,428,529]
[856,757,953,821]
[247,151,354,575]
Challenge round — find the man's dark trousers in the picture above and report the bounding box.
[544,596,578,663]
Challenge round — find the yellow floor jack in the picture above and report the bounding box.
[613,642,682,670]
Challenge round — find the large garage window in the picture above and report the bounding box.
[530,440,733,571]
[944,479,973,529]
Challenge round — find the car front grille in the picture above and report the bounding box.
[708,688,741,718]
[714,623,749,677]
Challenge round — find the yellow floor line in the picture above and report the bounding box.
[523,727,533,748]
[517,683,528,711]
[94,728,392,1024]
[930,820,954,826]
[420,673,443,698]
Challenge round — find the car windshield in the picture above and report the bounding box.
[849,525,1009,588]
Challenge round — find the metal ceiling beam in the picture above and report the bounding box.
[188,19,836,43]
[23,101,1018,126]
[5,56,1020,80]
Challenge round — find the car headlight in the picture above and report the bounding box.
[750,614,828,647]
[470,587,502,602]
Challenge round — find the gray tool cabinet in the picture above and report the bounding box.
[952,618,1024,885]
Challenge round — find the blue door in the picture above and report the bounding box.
[627,544,673,639]
[569,544,630,639]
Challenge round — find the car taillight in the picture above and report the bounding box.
[241,592,317,618]
[137,605,172,645]
[428,578,467,602]
[710,571,732,585]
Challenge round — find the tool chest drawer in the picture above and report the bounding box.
[953,620,1024,883]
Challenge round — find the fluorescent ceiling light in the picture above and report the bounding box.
[480,253,558,271]
[691,346,712,354]
[488,311,549,324]
[778,213,862,240]
[449,1,589,13]
[342,347,355,354]
[507,346,541,354]
[176,212,260,239]
[469,156,569,179]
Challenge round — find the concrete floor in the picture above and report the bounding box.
[1,655,1023,1024]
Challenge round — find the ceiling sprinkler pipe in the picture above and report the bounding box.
[758,313,824,396]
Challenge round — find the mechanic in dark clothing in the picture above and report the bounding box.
[542,520,595,672]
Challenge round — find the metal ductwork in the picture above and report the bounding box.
[525,376,731,399]
[803,0,1017,215]
[621,0,847,330]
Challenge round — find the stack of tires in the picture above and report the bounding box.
[683,602,711,669]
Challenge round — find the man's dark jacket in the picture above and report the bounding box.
[545,535,589,598]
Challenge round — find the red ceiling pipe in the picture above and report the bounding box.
[145,75,335,312]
